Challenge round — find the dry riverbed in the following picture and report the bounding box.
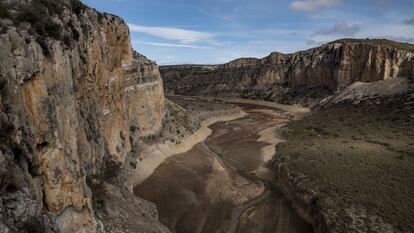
[134,97,313,233]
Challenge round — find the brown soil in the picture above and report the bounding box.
[134,100,313,233]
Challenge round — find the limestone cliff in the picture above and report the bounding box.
[0,1,168,232]
[161,39,414,104]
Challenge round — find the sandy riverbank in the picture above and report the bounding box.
[132,96,310,186]
[131,108,247,186]
[135,99,313,233]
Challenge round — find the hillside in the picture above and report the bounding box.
[161,39,414,105]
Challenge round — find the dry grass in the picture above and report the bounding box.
[277,93,414,231]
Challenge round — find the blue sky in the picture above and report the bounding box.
[82,0,414,64]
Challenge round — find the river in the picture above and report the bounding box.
[134,100,313,233]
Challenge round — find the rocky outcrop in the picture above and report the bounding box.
[161,39,414,105]
[0,1,168,232]
[271,155,400,233]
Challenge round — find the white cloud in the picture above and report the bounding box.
[403,16,414,26]
[375,0,390,7]
[289,0,341,12]
[384,35,414,43]
[128,23,215,43]
[314,21,360,36]
[359,23,414,42]
[306,38,327,45]
[138,41,211,49]
[308,21,414,46]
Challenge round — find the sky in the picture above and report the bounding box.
[82,0,414,65]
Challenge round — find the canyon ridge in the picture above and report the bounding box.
[1,1,414,233]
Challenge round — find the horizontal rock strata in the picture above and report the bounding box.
[161,40,414,105]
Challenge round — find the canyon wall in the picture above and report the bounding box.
[161,40,414,104]
[0,1,168,232]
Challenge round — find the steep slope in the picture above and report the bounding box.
[272,81,414,233]
[161,39,414,105]
[0,1,168,232]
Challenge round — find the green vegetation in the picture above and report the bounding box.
[0,0,87,54]
[17,2,63,40]
[331,38,414,53]
[0,1,10,19]
[15,0,85,41]
[70,0,87,14]
[278,93,414,231]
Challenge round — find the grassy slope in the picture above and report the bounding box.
[277,92,414,231]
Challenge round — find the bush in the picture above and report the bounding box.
[0,115,14,138]
[0,77,7,90]
[17,1,48,23]
[0,1,10,19]
[68,20,80,41]
[63,34,72,47]
[36,37,51,56]
[43,20,62,40]
[17,1,63,40]
[70,0,86,14]
[39,0,64,15]
[3,0,90,55]
[14,1,64,54]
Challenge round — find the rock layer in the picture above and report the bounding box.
[161,40,414,104]
[0,1,167,232]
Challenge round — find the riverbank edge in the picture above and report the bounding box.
[131,108,248,186]
[271,132,400,233]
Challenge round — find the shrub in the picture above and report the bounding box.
[36,37,51,56]
[97,12,105,23]
[70,0,86,14]
[16,1,48,24]
[0,1,10,19]
[68,21,80,41]
[17,2,58,36]
[0,116,14,138]
[15,1,64,54]
[43,20,62,40]
[4,0,90,55]
[63,34,73,47]
[39,0,64,15]
[0,77,7,90]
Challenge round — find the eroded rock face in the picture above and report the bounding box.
[161,41,414,104]
[0,1,167,232]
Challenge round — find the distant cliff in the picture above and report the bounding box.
[0,0,169,232]
[161,39,414,104]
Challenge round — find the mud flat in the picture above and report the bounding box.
[131,101,247,185]
[134,98,313,233]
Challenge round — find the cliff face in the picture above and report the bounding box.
[0,1,167,232]
[161,40,414,104]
